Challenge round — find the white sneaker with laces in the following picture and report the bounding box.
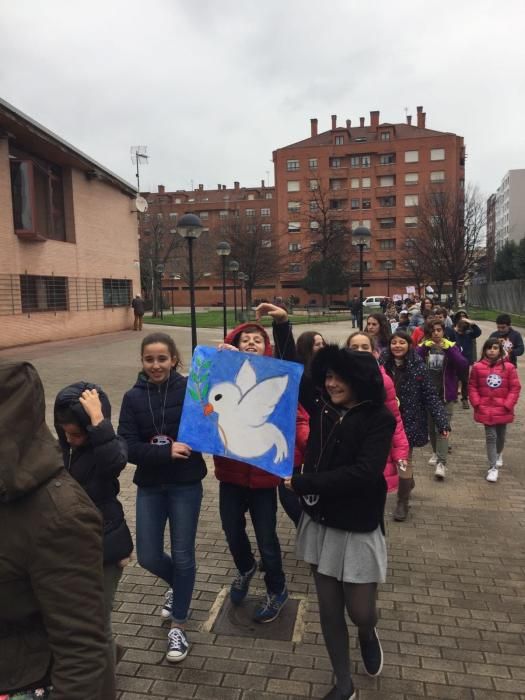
[166,627,189,662]
[486,468,499,483]
[434,462,446,480]
[161,588,173,619]
[496,454,503,467]
[428,453,438,466]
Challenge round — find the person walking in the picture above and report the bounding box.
[131,294,145,331]
[118,332,207,663]
[284,347,396,700]
[365,313,391,355]
[489,314,524,366]
[380,330,450,519]
[450,313,482,408]
[468,338,521,482]
[350,296,361,329]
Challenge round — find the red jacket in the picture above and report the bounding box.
[213,322,307,488]
[380,366,409,493]
[468,358,521,425]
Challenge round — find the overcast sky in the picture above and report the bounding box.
[1,0,524,198]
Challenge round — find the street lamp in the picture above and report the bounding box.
[216,241,231,338]
[229,260,239,322]
[238,272,247,320]
[384,260,394,298]
[155,263,165,320]
[351,225,371,330]
[176,213,203,352]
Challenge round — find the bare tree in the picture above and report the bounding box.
[217,211,282,308]
[411,184,486,306]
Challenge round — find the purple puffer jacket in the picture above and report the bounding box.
[417,339,469,402]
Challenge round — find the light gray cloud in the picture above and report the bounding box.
[1,0,524,197]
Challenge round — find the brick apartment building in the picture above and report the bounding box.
[0,98,140,349]
[142,105,465,307]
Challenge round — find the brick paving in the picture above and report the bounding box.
[3,319,525,699]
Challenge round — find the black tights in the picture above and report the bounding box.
[312,566,378,695]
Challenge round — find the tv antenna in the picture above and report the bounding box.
[131,146,149,193]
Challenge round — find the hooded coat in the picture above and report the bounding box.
[0,361,107,699]
[468,357,521,425]
[54,382,133,563]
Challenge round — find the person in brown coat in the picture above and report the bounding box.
[0,360,107,700]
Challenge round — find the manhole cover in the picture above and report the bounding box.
[209,589,302,641]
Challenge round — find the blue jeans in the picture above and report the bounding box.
[219,482,285,595]
[136,482,203,623]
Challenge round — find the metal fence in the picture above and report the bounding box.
[468,279,525,315]
[0,274,131,316]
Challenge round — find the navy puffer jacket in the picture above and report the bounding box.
[118,370,207,487]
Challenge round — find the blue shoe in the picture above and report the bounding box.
[230,562,257,605]
[166,627,189,663]
[253,588,288,623]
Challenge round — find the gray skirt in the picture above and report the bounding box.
[296,513,387,584]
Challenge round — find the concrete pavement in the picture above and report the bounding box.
[2,319,524,699]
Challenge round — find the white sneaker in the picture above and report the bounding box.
[496,454,503,467]
[161,588,173,619]
[434,462,446,480]
[428,453,438,466]
[486,468,499,483]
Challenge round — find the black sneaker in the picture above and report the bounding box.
[253,588,288,623]
[359,627,383,676]
[161,588,173,619]
[230,562,257,605]
[166,627,189,663]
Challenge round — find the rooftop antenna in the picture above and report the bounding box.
[404,106,409,119]
[131,146,148,193]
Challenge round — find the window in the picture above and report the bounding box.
[430,171,445,182]
[380,132,390,141]
[351,178,360,189]
[308,158,318,169]
[260,207,270,216]
[362,177,371,188]
[288,242,301,252]
[265,192,273,199]
[169,212,177,220]
[330,157,341,168]
[262,223,272,232]
[219,210,229,219]
[379,239,396,250]
[379,218,395,229]
[102,278,132,308]
[329,199,344,209]
[309,201,319,211]
[405,150,419,163]
[404,172,419,184]
[288,222,301,233]
[288,201,300,213]
[330,178,344,190]
[287,180,300,192]
[405,238,416,248]
[379,153,395,165]
[156,213,163,220]
[354,136,367,143]
[350,156,360,168]
[310,221,320,229]
[174,197,182,204]
[199,211,208,220]
[247,193,255,200]
[351,220,371,230]
[404,194,419,207]
[287,159,300,171]
[378,196,396,207]
[10,158,68,242]
[261,239,272,248]
[288,263,302,273]
[362,198,371,209]
[378,175,395,187]
[404,216,418,227]
[361,155,371,167]
[20,274,68,312]
[380,259,396,269]
[246,208,255,217]
[335,135,344,145]
[309,179,319,190]
[351,198,360,209]
[430,148,445,161]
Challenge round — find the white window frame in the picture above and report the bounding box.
[404,150,419,163]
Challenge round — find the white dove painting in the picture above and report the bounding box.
[178,346,304,478]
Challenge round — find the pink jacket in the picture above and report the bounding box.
[468,358,521,425]
[380,365,410,493]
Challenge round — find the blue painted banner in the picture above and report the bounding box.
[178,346,303,478]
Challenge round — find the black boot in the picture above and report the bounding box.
[393,478,413,521]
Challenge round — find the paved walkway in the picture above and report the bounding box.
[2,320,525,699]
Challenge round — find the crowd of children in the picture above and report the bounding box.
[0,302,522,700]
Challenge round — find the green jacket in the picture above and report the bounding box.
[0,361,107,700]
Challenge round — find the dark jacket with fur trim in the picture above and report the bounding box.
[291,346,396,534]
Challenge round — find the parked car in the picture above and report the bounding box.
[363,296,386,308]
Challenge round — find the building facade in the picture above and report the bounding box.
[493,169,525,253]
[486,193,496,280]
[0,98,140,349]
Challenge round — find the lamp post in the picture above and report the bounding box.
[155,263,165,320]
[176,213,203,352]
[384,260,393,298]
[238,272,247,320]
[216,241,231,338]
[229,260,239,322]
[351,225,371,330]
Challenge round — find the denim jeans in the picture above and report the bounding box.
[136,482,203,623]
[219,482,286,595]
